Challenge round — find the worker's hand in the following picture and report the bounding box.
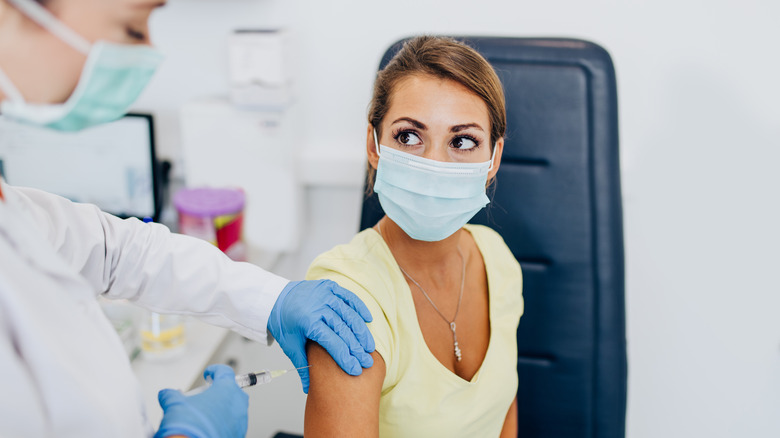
[155,364,248,438]
[268,279,375,393]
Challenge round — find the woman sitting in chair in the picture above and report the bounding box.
[304,36,523,437]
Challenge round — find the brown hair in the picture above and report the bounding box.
[366,36,506,192]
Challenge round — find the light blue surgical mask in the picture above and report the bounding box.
[372,129,497,242]
[0,0,163,132]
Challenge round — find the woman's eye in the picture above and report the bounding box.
[397,131,422,146]
[452,136,477,150]
[126,27,147,42]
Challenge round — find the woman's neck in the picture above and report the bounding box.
[377,216,465,275]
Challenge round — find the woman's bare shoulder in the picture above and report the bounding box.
[307,229,401,308]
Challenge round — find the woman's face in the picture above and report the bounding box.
[47,0,164,45]
[367,74,503,180]
[0,0,165,104]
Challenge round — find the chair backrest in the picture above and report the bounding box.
[360,37,627,438]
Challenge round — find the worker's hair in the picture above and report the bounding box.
[366,36,506,193]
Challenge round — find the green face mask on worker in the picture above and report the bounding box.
[0,0,163,132]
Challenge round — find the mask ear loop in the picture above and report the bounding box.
[373,128,382,158]
[6,0,91,55]
[0,67,25,104]
[487,142,498,172]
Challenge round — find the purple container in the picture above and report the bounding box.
[173,187,247,261]
[173,187,246,218]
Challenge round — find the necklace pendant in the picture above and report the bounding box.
[450,322,462,361]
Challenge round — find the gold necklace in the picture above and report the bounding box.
[378,222,466,362]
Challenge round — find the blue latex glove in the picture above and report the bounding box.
[268,279,375,393]
[155,364,248,438]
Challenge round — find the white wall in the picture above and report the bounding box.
[135,1,780,437]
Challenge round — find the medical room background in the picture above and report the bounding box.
[5,0,777,437]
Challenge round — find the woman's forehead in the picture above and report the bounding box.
[386,75,490,129]
[48,0,165,15]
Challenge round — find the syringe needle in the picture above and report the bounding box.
[246,365,311,386]
[185,365,312,395]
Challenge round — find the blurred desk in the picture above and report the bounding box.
[132,318,229,427]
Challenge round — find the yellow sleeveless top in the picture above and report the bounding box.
[306,224,523,437]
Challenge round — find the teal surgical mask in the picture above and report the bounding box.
[0,0,163,132]
[372,129,497,242]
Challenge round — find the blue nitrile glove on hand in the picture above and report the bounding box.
[155,364,248,438]
[268,279,375,393]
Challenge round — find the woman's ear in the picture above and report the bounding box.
[487,137,504,181]
[366,124,380,170]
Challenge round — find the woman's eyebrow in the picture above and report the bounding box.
[391,117,427,130]
[132,0,166,9]
[451,123,484,132]
[134,0,167,8]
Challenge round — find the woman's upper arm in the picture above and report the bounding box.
[499,396,518,438]
[305,343,386,438]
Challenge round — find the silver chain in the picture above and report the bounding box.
[377,222,466,361]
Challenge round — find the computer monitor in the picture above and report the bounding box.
[0,113,161,221]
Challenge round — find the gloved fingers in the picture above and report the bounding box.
[321,303,374,368]
[297,365,311,394]
[204,365,249,410]
[325,292,376,355]
[157,388,185,409]
[204,364,237,383]
[307,319,362,376]
[328,281,374,323]
[277,339,310,393]
[156,371,248,438]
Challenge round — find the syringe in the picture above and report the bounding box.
[185,366,309,396]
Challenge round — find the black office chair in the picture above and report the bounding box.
[360,37,627,438]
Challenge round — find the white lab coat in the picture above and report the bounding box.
[0,179,289,437]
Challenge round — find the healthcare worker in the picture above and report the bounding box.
[0,0,375,437]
